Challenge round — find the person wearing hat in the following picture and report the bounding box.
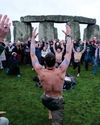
[0,111,9,125]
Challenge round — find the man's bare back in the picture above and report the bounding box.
[36,67,66,97]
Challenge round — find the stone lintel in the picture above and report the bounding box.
[20,15,96,24]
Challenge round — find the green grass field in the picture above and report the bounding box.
[0,65,100,125]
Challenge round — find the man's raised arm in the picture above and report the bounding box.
[0,14,10,42]
[30,28,42,70]
[81,40,86,53]
[60,24,73,70]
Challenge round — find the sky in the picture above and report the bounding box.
[1,0,100,41]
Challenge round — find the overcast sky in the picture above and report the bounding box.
[1,0,100,41]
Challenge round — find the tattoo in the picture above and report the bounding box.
[31,47,35,54]
[66,48,70,53]
[31,42,35,54]
[61,59,69,66]
[32,60,38,66]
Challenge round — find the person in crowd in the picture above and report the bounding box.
[84,45,91,71]
[49,40,55,54]
[73,41,86,77]
[23,40,31,65]
[53,40,64,67]
[35,41,42,64]
[0,42,6,69]
[41,42,51,67]
[0,111,9,125]
[88,40,97,74]
[93,41,100,75]
[6,52,21,77]
[13,41,23,64]
[30,25,73,125]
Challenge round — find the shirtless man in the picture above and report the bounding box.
[53,40,64,67]
[73,41,86,76]
[30,25,73,125]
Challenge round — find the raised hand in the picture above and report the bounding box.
[62,23,71,36]
[0,15,11,42]
[31,27,39,55]
[31,27,38,41]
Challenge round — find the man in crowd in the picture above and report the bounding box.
[94,42,100,75]
[53,40,65,67]
[72,41,86,77]
[30,25,73,125]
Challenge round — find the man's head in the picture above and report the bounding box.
[56,47,62,53]
[44,52,56,68]
[76,47,81,52]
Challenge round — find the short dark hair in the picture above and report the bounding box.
[56,46,62,51]
[44,52,56,67]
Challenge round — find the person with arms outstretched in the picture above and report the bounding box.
[30,24,73,125]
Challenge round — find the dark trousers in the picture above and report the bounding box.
[85,60,91,71]
[6,66,20,76]
[73,61,81,74]
[2,60,7,69]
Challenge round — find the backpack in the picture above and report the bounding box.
[63,75,76,90]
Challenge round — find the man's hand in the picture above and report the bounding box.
[30,27,38,55]
[31,27,38,41]
[30,27,42,70]
[0,15,11,42]
[62,23,71,36]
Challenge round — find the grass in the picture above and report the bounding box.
[0,65,100,125]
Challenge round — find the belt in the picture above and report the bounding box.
[45,94,63,99]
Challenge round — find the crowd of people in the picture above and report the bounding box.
[0,35,100,77]
[0,39,32,77]
[0,14,100,125]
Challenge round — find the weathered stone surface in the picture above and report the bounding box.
[69,21,80,41]
[21,15,96,24]
[83,28,87,41]
[54,27,58,39]
[98,30,100,40]
[83,24,100,41]
[5,29,11,41]
[39,22,55,41]
[74,16,96,24]
[13,21,32,42]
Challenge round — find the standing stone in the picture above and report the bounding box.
[54,27,58,39]
[13,21,32,42]
[69,21,80,41]
[5,29,11,42]
[39,22,56,41]
[98,30,100,40]
[83,24,100,41]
